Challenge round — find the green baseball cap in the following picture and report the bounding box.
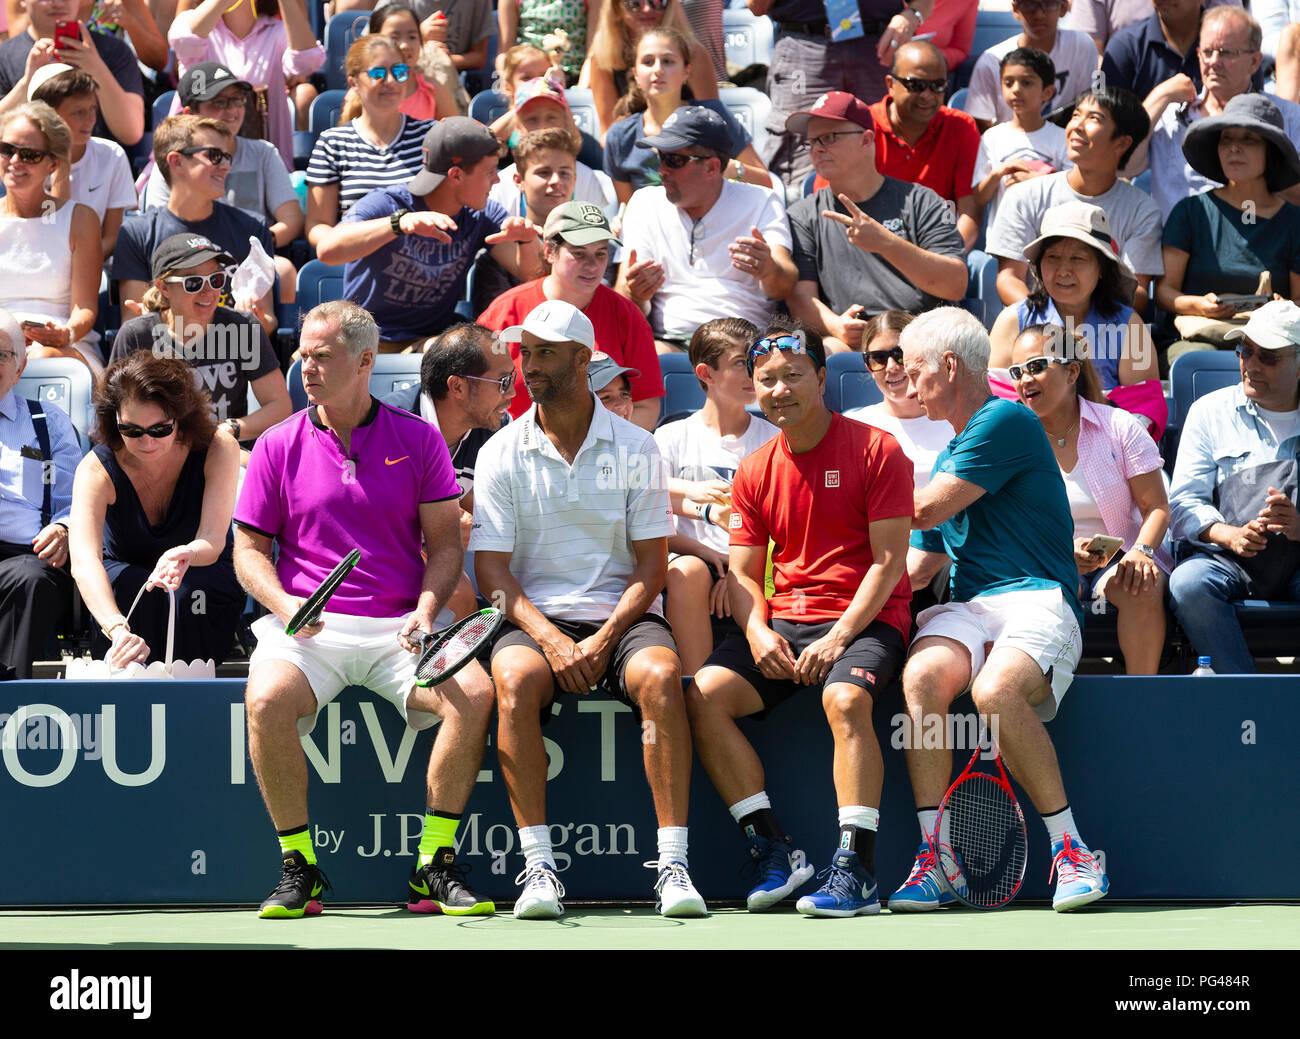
[542,201,620,247]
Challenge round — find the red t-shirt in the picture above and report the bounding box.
[730,412,914,640]
[477,280,664,420]
[867,97,979,204]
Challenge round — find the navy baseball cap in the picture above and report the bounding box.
[636,105,737,157]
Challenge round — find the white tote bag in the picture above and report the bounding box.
[64,585,217,680]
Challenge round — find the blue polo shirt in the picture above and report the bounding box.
[1101,11,1265,103]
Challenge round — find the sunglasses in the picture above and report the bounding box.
[1008,355,1068,381]
[864,346,904,372]
[623,0,668,10]
[117,420,176,439]
[163,269,231,294]
[364,63,410,83]
[0,141,53,164]
[464,370,518,394]
[204,94,248,111]
[1011,0,1064,12]
[747,332,810,374]
[893,76,948,96]
[178,145,234,167]
[658,152,708,170]
[1236,343,1295,366]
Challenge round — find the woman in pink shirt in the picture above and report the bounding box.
[169,0,326,171]
[1010,323,1171,675]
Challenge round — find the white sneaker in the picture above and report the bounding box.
[649,860,708,918]
[512,863,565,920]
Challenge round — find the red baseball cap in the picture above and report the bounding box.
[785,91,875,137]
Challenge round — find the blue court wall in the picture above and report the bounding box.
[1,676,1296,905]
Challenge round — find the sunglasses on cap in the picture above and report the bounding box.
[117,420,176,439]
[163,269,231,294]
[1236,343,1296,366]
[464,370,518,394]
[1008,355,1069,381]
[364,63,410,83]
[747,332,810,374]
[893,76,947,95]
[864,346,904,372]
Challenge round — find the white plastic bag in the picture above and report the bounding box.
[230,235,277,311]
[63,585,216,680]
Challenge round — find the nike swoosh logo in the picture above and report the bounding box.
[411,879,430,896]
[87,183,101,191]
[311,883,323,897]
[385,456,409,466]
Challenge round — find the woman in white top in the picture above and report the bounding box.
[0,103,101,374]
[1009,323,1171,675]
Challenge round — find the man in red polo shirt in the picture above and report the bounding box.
[869,40,982,250]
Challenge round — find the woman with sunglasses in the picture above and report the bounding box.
[306,35,434,250]
[109,234,292,461]
[69,351,242,670]
[583,0,717,139]
[0,103,102,374]
[604,26,769,204]
[366,2,462,122]
[1009,323,1171,676]
[169,0,326,170]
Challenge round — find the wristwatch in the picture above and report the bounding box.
[224,417,242,441]
[390,209,410,235]
[901,4,923,25]
[1135,543,1155,558]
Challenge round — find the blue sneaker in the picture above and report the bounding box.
[745,834,815,911]
[795,849,880,918]
[888,840,965,912]
[1050,835,1109,912]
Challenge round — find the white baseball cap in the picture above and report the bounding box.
[500,299,595,351]
[1225,299,1300,351]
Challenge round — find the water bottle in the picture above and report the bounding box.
[1191,656,1215,676]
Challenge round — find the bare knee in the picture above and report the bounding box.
[245,667,313,731]
[821,683,873,731]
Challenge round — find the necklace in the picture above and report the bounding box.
[1045,419,1078,447]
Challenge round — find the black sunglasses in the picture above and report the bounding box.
[658,152,708,170]
[178,145,234,167]
[1236,343,1295,366]
[864,346,904,372]
[1008,356,1068,381]
[0,141,53,164]
[893,76,947,95]
[464,370,518,393]
[117,420,176,439]
[623,0,668,10]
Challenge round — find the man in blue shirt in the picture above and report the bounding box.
[0,309,81,679]
[888,306,1109,914]
[317,119,545,351]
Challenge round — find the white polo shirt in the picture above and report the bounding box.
[468,397,675,622]
[621,180,792,341]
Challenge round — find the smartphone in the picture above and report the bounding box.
[1083,534,1124,563]
[1216,293,1271,309]
[54,20,80,50]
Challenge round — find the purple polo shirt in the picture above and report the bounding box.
[235,399,461,618]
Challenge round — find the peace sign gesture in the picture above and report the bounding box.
[821,194,892,255]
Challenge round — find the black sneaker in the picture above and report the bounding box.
[407,847,495,916]
[258,851,331,919]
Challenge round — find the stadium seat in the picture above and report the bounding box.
[469,88,604,169]
[801,170,817,198]
[719,86,772,162]
[308,0,326,39]
[565,88,601,142]
[16,357,95,449]
[1132,168,1152,194]
[823,351,883,414]
[949,87,969,112]
[153,89,175,128]
[293,130,315,171]
[966,250,999,330]
[1234,600,1300,660]
[460,34,498,97]
[308,89,348,138]
[296,259,346,314]
[287,353,423,412]
[286,358,307,411]
[469,88,509,128]
[954,10,1020,91]
[324,11,371,91]
[658,353,706,420]
[722,10,775,68]
[1162,349,1240,473]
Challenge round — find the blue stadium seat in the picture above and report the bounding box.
[658,353,706,421]
[470,88,604,168]
[565,88,601,141]
[823,351,883,414]
[719,86,772,161]
[309,0,326,39]
[153,89,175,127]
[954,10,1020,91]
[308,89,349,138]
[324,12,371,91]
[296,259,346,314]
[287,353,423,412]
[17,357,95,449]
[286,358,307,411]
[293,130,315,171]
[1132,168,1152,194]
[460,34,498,97]
[949,87,969,112]
[966,249,999,330]
[722,10,775,68]
[1168,349,1239,432]
[801,170,817,197]
[469,89,509,128]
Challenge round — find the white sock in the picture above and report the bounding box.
[518,825,553,870]
[657,826,689,869]
[728,791,771,823]
[838,805,879,832]
[917,809,938,840]
[1041,806,1079,848]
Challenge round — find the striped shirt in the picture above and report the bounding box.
[306,117,433,217]
[468,399,675,623]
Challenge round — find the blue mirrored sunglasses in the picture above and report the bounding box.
[747,332,809,374]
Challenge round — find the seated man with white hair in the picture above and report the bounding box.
[0,307,81,679]
[890,305,1109,914]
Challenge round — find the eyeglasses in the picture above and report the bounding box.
[204,94,248,111]
[864,346,904,372]
[1197,47,1256,62]
[117,420,176,439]
[364,63,410,83]
[892,76,948,96]
[1236,343,1295,366]
[623,0,668,10]
[658,152,708,170]
[1011,0,1064,13]
[1008,355,1068,381]
[177,145,234,167]
[0,141,53,164]
[163,269,231,294]
[808,129,863,150]
[747,332,810,374]
[464,370,518,394]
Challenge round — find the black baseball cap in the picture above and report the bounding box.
[178,62,252,108]
[409,117,503,195]
[150,234,236,280]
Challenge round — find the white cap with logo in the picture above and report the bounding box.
[500,299,595,351]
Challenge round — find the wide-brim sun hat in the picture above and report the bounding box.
[1182,92,1300,192]
[1022,200,1139,306]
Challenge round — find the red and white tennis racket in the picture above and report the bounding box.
[932,741,1028,909]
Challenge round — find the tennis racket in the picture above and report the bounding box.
[932,741,1028,910]
[412,608,504,687]
[285,549,361,635]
